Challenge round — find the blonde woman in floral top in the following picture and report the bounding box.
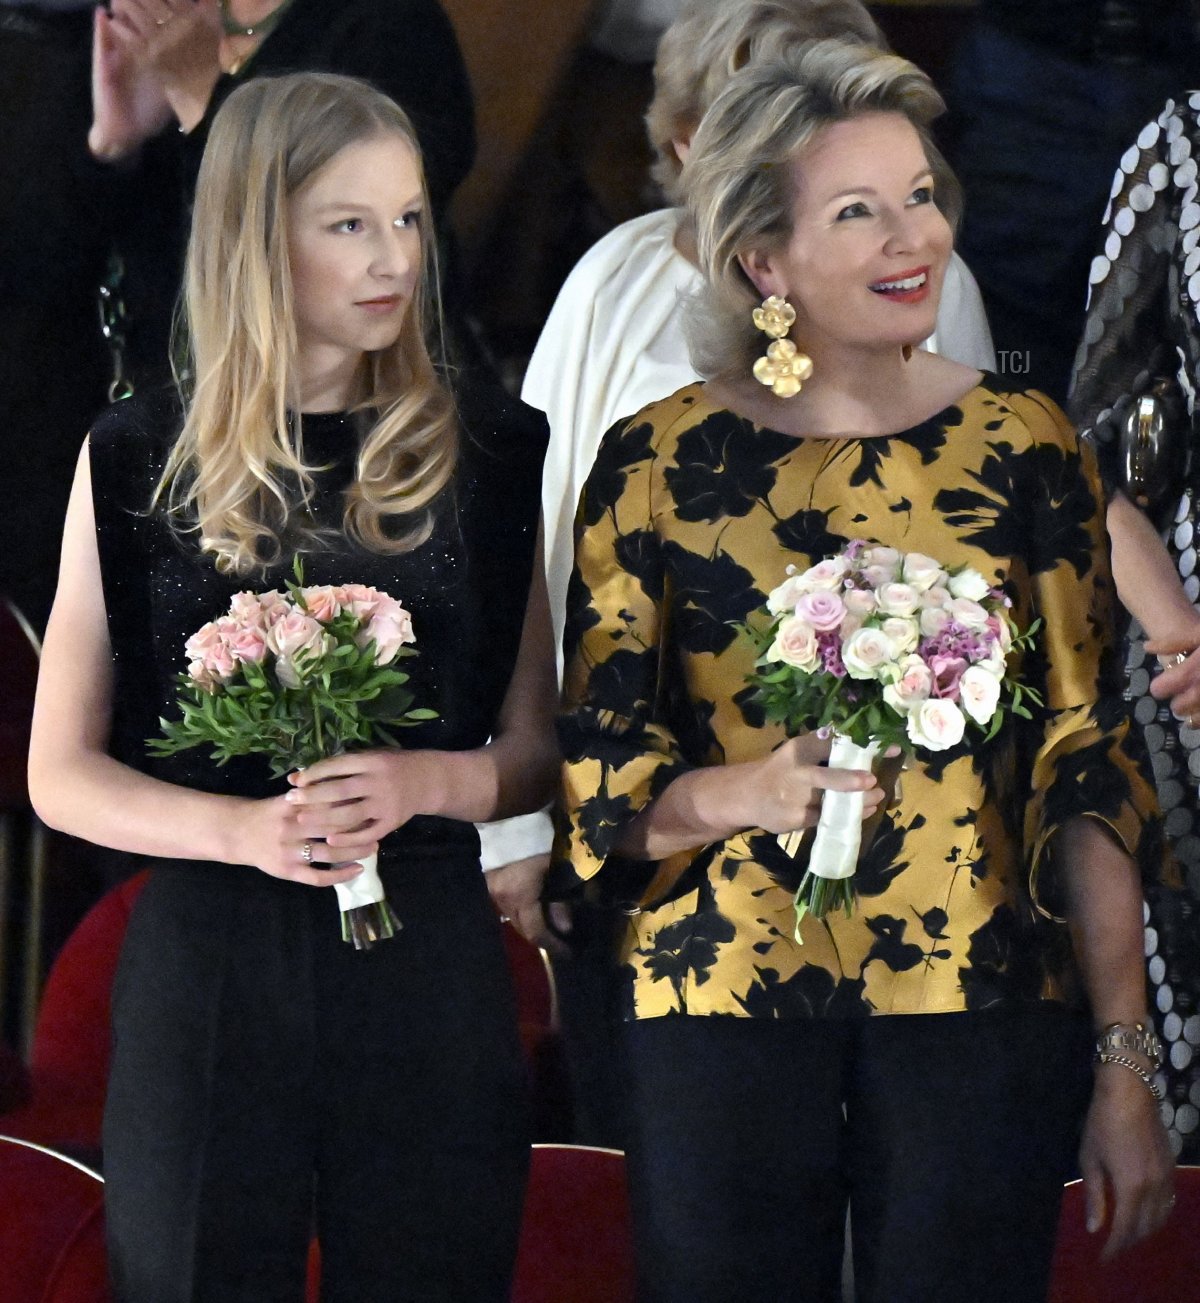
[552,41,1174,1303]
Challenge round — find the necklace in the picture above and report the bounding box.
[219,0,297,39]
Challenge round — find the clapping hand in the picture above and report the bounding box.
[90,0,224,155]
[89,5,174,159]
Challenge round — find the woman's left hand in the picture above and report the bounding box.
[1078,1063,1175,1259]
[107,0,223,130]
[287,750,444,848]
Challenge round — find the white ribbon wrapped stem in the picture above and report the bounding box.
[332,851,385,912]
[778,733,880,873]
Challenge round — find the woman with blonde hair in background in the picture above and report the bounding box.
[30,71,555,1302]
[554,39,1172,1302]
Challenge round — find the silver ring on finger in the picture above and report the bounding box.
[300,840,313,864]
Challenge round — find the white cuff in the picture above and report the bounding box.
[476,808,555,871]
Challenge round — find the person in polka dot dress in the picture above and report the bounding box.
[1072,92,1200,1163]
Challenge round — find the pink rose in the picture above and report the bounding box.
[267,611,331,688]
[882,654,933,714]
[227,626,267,664]
[906,699,966,751]
[184,619,224,664]
[794,589,845,633]
[358,597,416,665]
[300,585,342,624]
[187,659,220,693]
[928,653,968,700]
[228,591,269,629]
[184,621,237,682]
[767,615,820,672]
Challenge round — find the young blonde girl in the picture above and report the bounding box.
[31,71,555,1303]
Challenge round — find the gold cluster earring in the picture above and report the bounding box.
[751,295,812,398]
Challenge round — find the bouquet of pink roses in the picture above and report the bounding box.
[150,559,435,949]
[745,541,1040,928]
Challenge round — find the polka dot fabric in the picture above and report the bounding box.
[1072,93,1200,1161]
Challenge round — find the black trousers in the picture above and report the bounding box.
[103,852,531,1303]
[623,1008,1092,1303]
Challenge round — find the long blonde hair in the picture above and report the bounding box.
[158,71,458,574]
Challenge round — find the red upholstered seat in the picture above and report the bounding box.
[500,920,573,1140]
[0,872,148,1153]
[1048,1167,1200,1302]
[0,1134,109,1303]
[511,1143,635,1303]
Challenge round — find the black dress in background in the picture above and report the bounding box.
[104,0,477,393]
[1071,93,1200,1162]
[0,6,110,631]
[89,377,546,1302]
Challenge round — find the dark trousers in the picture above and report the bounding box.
[623,1008,1092,1303]
[103,853,531,1303]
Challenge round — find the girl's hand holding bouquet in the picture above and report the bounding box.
[151,560,436,948]
[745,541,1040,932]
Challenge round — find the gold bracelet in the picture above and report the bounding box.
[1094,1051,1165,1102]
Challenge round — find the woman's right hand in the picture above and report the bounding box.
[739,734,886,836]
[89,5,173,161]
[232,793,378,887]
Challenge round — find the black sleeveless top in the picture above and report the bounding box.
[89,376,546,862]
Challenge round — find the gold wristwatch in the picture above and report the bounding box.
[1095,1021,1164,1065]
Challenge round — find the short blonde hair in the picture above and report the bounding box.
[160,71,458,574]
[646,0,882,204]
[683,39,960,384]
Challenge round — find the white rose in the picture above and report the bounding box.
[797,557,850,592]
[919,606,953,638]
[922,585,952,609]
[948,568,992,602]
[959,664,1003,725]
[860,545,901,576]
[842,626,896,680]
[906,698,966,751]
[995,614,1014,654]
[901,553,948,592]
[875,582,920,618]
[880,616,919,655]
[767,615,821,672]
[948,597,990,630]
[766,574,808,615]
[882,654,933,714]
[843,588,877,618]
[861,564,896,590]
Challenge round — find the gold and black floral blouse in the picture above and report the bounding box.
[552,378,1163,1021]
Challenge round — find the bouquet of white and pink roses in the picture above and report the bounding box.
[746,541,1040,928]
[150,559,436,949]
